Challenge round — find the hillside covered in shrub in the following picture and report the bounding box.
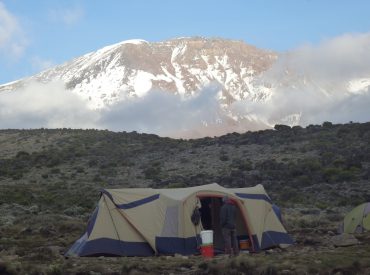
[1,122,370,274]
[1,121,369,211]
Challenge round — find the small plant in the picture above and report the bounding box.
[143,162,162,180]
[274,124,291,131]
[75,166,85,173]
[198,261,209,270]
[47,264,63,275]
[50,168,60,174]
[16,151,30,158]
[220,153,229,161]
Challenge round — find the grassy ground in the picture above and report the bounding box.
[1,124,370,274]
[1,193,370,274]
[1,236,370,274]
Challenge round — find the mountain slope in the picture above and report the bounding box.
[0,37,276,109]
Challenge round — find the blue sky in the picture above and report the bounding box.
[1,0,370,84]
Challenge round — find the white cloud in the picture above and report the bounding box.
[0,2,27,59]
[48,5,84,26]
[232,33,370,127]
[0,81,98,129]
[98,84,229,138]
[272,33,370,81]
[0,81,231,137]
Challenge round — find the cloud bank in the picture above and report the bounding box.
[0,82,229,138]
[0,81,98,129]
[99,85,226,138]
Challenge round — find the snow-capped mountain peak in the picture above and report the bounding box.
[1,37,369,138]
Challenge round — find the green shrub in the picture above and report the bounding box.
[274,124,291,131]
[93,174,102,182]
[88,159,98,167]
[232,159,253,171]
[50,168,60,174]
[100,167,117,177]
[143,162,162,180]
[44,154,62,167]
[47,264,63,275]
[16,151,30,158]
[302,158,321,171]
[219,153,229,161]
[322,167,357,183]
[295,175,311,186]
[0,260,19,275]
[322,121,333,128]
[11,173,23,180]
[75,166,85,173]
[180,157,189,164]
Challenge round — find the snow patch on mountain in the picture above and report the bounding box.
[134,71,154,97]
[347,78,370,94]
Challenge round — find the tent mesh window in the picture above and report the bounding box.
[161,206,179,237]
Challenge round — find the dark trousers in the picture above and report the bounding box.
[222,228,239,255]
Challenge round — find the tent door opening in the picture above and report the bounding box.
[198,196,251,252]
[199,197,223,251]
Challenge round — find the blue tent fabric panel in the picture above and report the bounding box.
[156,236,201,255]
[116,194,160,209]
[100,189,160,209]
[65,232,88,256]
[79,238,154,256]
[235,193,272,203]
[272,204,282,222]
[251,234,261,251]
[261,231,294,249]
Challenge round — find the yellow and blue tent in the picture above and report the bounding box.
[66,183,293,256]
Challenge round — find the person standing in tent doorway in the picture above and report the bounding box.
[220,196,239,256]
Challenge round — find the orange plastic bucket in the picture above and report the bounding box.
[239,239,250,250]
[200,244,214,258]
